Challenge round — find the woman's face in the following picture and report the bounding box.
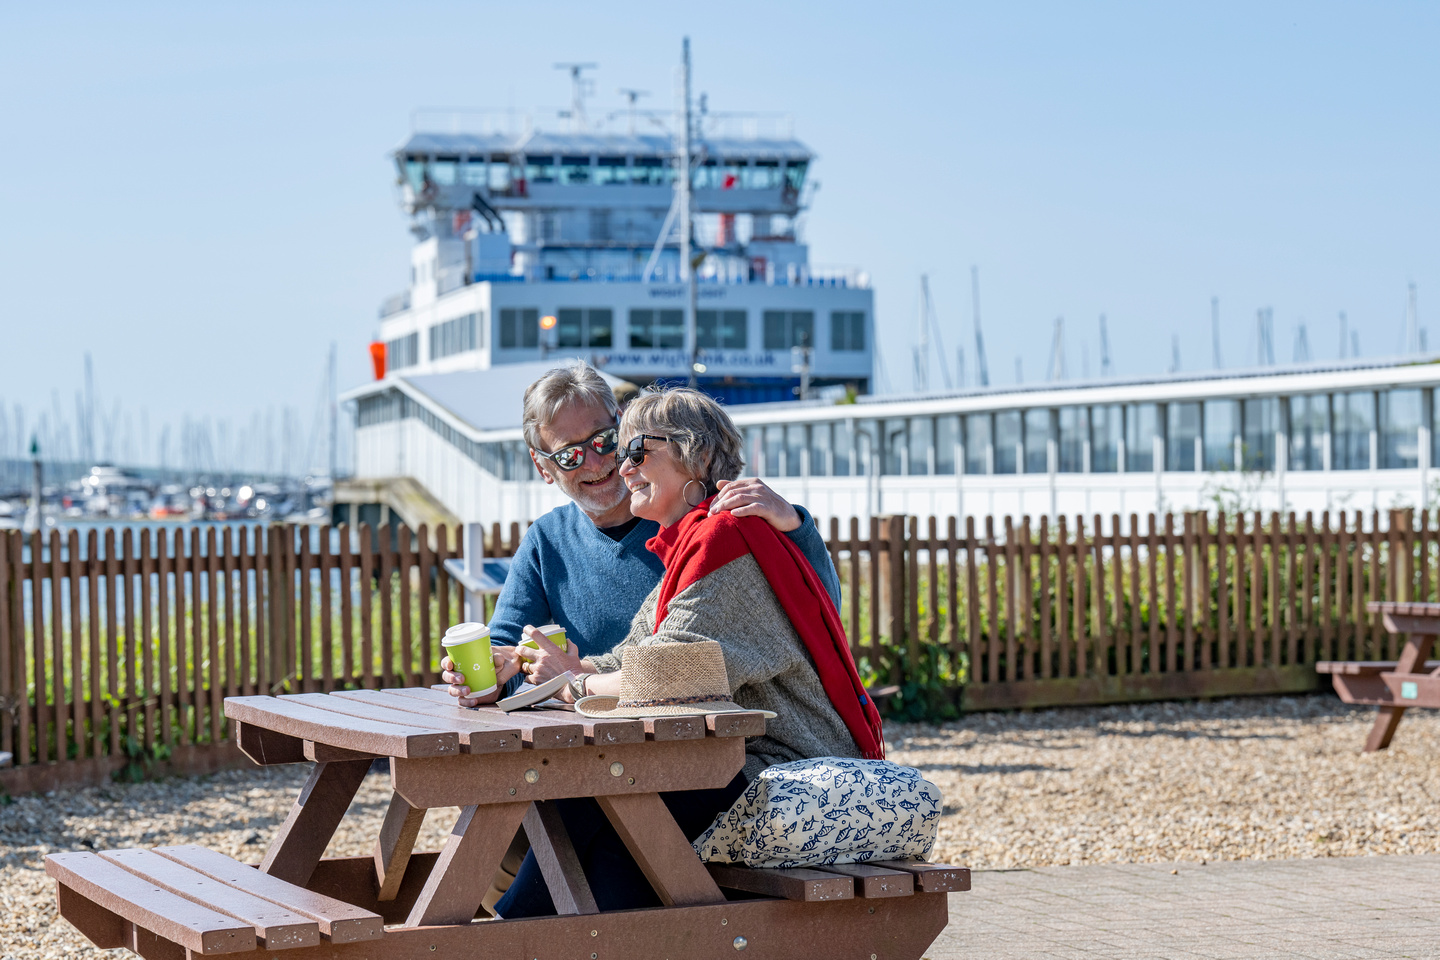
[617,433,696,527]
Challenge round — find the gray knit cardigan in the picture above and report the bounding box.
[587,552,863,782]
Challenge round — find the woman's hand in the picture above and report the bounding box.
[441,652,521,707]
[515,625,589,685]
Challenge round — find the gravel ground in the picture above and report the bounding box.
[5,693,1438,958]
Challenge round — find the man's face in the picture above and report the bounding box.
[530,399,628,518]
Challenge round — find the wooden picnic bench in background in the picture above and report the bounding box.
[1317,601,1440,751]
[47,689,968,958]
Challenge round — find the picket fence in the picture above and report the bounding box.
[0,510,1421,790]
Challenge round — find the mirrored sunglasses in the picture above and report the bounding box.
[536,427,618,472]
[619,435,673,467]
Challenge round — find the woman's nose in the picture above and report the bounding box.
[617,454,636,476]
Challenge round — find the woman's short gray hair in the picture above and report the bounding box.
[620,387,744,494]
[521,360,618,450]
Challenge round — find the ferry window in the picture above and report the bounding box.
[524,155,556,184]
[744,160,781,190]
[490,161,512,193]
[994,411,1020,475]
[1379,389,1422,469]
[763,310,814,350]
[385,332,419,370]
[632,157,666,185]
[1332,391,1374,470]
[404,157,426,192]
[1203,400,1238,471]
[697,310,747,349]
[429,312,481,361]
[1289,395,1327,471]
[556,308,612,349]
[1023,409,1050,474]
[1090,405,1120,473]
[784,160,808,192]
[462,158,488,186]
[882,420,907,475]
[965,413,991,475]
[595,156,627,185]
[935,416,958,475]
[807,423,828,477]
[559,156,591,185]
[499,308,539,349]
[692,159,720,190]
[908,418,933,475]
[628,309,683,349]
[1058,407,1086,473]
[785,425,806,477]
[432,158,458,186]
[1241,398,1278,471]
[763,425,783,476]
[1125,403,1158,472]
[833,421,853,476]
[1167,403,1200,472]
[831,312,866,351]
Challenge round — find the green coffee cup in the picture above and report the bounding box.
[520,623,568,652]
[442,622,497,698]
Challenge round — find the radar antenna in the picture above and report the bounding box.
[1047,317,1067,381]
[554,62,598,131]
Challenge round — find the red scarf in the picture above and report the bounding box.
[647,499,885,761]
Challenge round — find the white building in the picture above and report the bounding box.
[348,354,1440,531]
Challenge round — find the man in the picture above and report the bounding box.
[445,359,840,703]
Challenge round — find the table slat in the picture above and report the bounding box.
[399,687,584,748]
[225,695,459,758]
[328,688,521,753]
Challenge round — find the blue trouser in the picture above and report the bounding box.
[494,772,747,918]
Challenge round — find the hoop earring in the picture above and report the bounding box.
[683,479,707,507]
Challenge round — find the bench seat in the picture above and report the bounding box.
[1315,660,1440,676]
[45,846,384,956]
[707,860,970,902]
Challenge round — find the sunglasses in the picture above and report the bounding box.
[619,435,673,467]
[534,426,619,472]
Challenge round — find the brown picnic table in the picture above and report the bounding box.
[1317,601,1440,751]
[47,686,966,959]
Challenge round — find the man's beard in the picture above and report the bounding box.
[557,463,628,517]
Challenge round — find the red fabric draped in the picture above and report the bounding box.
[647,500,885,761]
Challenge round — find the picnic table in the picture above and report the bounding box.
[46,687,967,958]
[1317,601,1440,751]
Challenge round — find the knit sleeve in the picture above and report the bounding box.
[650,553,803,690]
[587,583,659,674]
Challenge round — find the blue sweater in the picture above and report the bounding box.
[488,502,841,668]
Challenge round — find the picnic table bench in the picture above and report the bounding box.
[47,687,967,959]
[1317,601,1440,751]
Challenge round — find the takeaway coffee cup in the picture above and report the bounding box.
[441,622,497,698]
[520,623,568,652]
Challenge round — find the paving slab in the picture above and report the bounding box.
[931,855,1440,960]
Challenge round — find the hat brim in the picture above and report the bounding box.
[574,694,777,720]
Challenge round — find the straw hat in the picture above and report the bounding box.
[575,640,777,719]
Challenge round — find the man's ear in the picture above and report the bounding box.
[529,449,557,485]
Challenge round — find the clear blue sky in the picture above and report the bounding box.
[2,2,1436,469]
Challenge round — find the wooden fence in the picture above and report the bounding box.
[829,510,1425,711]
[0,510,1422,788]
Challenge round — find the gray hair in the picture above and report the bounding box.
[521,360,618,450]
[620,387,744,494]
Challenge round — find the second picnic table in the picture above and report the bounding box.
[1318,601,1440,751]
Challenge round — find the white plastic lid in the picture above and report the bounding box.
[442,622,490,646]
[537,623,566,636]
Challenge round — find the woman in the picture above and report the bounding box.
[488,387,883,918]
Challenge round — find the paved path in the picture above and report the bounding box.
[932,855,1440,959]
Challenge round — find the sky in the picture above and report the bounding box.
[1,1,1437,470]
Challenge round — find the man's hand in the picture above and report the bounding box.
[709,477,802,533]
[441,652,521,706]
[515,625,589,685]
